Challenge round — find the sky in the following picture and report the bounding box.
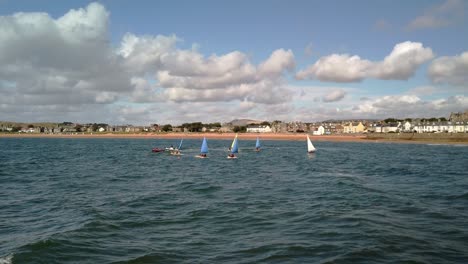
[0,0,467,125]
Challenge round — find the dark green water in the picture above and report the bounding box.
[1,138,468,263]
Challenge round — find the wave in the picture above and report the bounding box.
[237,243,341,263]
[191,185,223,193]
[448,192,468,200]
[325,246,384,263]
[0,255,12,264]
[112,252,187,263]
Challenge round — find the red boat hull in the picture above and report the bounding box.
[152,148,164,153]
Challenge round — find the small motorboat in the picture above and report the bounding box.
[152,148,164,153]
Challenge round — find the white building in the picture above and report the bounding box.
[403,121,412,132]
[382,122,400,133]
[312,125,325,135]
[246,125,272,133]
[412,121,468,133]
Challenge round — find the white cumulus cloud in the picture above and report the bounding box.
[372,41,435,80]
[119,33,296,104]
[296,41,434,82]
[296,54,371,82]
[0,2,132,110]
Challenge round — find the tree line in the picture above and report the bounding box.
[383,117,447,123]
[158,122,222,132]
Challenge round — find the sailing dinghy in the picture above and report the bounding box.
[307,134,316,153]
[227,134,239,159]
[196,137,208,158]
[171,139,183,156]
[255,137,261,151]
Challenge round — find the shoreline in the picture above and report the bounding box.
[0,132,362,141]
[1,132,467,144]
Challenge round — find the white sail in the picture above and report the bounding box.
[307,135,316,153]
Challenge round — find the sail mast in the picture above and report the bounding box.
[178,139,183,150]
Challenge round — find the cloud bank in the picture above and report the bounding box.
[0,2,297,124]
[0,2,465,125]
[351,95,468,119]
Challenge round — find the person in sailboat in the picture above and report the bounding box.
[165,145,174,151]
[170,139,183,155]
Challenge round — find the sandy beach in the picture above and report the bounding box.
[1,132,467,144]
[0,132,366,142]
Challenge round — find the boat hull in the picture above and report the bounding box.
[152,148,164,153]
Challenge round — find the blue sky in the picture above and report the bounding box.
[0,0,467,124]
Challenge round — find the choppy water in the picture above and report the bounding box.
[1,137,468,263]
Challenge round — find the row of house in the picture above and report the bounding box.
[409,121,468,133]
[2,111,467,135]
[246,122,365,135]
[4,120,467,135]
[249,119,468,135]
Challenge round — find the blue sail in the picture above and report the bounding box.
[200,137,208,154]
[231,137,239,154]
[178,139,183,150]
[255,137,261,149]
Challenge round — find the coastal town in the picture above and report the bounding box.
[1,111,467,135]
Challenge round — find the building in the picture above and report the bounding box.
[312,125,325,135]
[271,122,287,133]
[246,125,272,133]
[402,121,412,132]
[412,121,468,133]
[454,121,467,133]
[449,111,468,122]
[323,124,344,134]
[219,125,233,133]
[344,122,365,133]
[286,122,307,132]
[172,127,183,132]
[382,122,400,133]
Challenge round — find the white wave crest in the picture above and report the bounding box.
[0,255,13,264]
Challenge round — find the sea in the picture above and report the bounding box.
[1,137,468,263]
